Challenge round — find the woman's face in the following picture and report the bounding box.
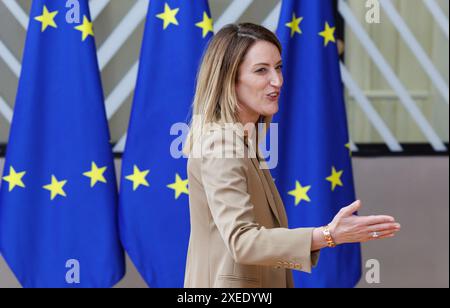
[236,40,283,124]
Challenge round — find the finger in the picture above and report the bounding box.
[339,200,361,218]
[368,230,397,240]
[379,233,396,239]
[359,215,396,226]
[367,223,401,233]
[371,232,397,240]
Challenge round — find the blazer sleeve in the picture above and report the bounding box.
[200,130,319,273]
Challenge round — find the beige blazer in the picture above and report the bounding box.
[184,126,319,288]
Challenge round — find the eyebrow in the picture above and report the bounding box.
[253,60,283,67]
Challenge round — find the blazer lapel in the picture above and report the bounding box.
[261,167,289,228]
[249,157,282,225]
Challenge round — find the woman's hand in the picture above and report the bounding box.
[328,200,401,244]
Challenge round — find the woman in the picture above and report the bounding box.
[183,23,400,288]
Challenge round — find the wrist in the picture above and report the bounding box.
[312,228,327,251]
[322,225,337,248]
[328,223,340,245]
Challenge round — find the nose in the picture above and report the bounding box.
[270,70,283,88]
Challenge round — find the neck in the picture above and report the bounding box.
[238,113,260,128]
[237,103,260,127]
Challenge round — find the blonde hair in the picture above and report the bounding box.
[184,23,282,156]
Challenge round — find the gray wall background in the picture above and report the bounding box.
[1,156,449,288]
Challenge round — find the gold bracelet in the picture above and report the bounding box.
[322,225,336,248]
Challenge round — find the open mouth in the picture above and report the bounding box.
[267,92,280,99]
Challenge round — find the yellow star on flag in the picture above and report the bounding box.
[319,22,336,46]
[345,142,352,157]
[2,166,26,192]
[83,162,107,187]
[285,13,303,38]
[43,175,67,201]
[34,5,58,32]
[167,173,189,200]
[74,15,94,41]
[288,180,311,206]
[195,12,214,38]
[125,165,150,191]
[156,3,179,30]
[326,166,344,191]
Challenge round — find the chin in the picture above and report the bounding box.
[264,104,279,117]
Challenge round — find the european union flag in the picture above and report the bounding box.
[273,0,362,287]
[0,0,124,287]
[119,0,213,287]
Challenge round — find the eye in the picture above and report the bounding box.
[276,65,283,70]
[255,68,267,73]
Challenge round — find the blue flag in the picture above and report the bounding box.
[119,0,213,287]
[273,0,362,287]
[0,0,124,287]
